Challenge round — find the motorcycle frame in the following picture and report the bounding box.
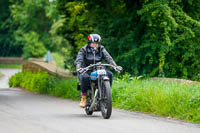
[88,67,109,112]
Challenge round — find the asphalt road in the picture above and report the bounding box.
[0,69,199,133]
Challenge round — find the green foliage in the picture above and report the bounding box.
[54,1,93,69]
[9,70,79,99]
[137,0,200,80]
[55,0,200,81]
[112,78,200,123]
[1,0,200,81]
[0,64,22,69]
[9,71,23,87]
[22,32,47,58]
[0,0,23,57]
[9,0,59,58]
[9,71,56,94]
[50,78,79,100]
[50,18,74,69]
[52,52,65,69]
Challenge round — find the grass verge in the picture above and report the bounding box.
[112,79,200,123]
[9,71,200,123]
[0,71,2,78]
[0,64,22,69]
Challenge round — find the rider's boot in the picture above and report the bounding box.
[79,96,87,108]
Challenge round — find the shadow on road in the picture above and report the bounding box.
[53,113,103,120]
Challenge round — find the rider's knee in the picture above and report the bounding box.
[80,73,89,81]
[106,71,113,78]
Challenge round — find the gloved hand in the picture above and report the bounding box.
[77,68,84,74]
[115,66,123,72]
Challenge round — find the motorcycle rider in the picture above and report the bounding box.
[75,34,122,108]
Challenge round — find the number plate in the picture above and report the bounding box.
[97,70,107,75]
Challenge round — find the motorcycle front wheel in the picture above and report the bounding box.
[100,80,112,119]
[85,91,93,115]
[85,106,93,115]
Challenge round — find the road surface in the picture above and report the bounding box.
[0,69,199,133]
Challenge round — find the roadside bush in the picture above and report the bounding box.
[9,71,56,94]
[50,78,79,100]
[9,71,24,87]
[9,71,79,99]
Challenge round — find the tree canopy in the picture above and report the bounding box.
[0,0,200,81]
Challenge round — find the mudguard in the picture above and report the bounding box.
[103,76,109,81]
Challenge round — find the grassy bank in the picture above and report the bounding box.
[112,79,200,123]
[0,71,2,78]
[9,71,200,123]
[0,64,22,69]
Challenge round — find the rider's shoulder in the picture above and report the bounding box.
[80,45,88,51]
[81,44,105,51]
[99,45,105,50]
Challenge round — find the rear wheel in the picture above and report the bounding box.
[100,80,112,119]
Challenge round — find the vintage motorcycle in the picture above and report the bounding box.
[80,62,122,119]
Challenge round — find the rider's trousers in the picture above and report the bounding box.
[79,71,113,94]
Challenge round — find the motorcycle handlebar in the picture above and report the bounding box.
[81,63,121,74]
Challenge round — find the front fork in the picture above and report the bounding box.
[89,85,98,111]
[88,75,109,111]
[98,75,110,101]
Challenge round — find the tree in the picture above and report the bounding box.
[23,31,47,58]
[2,0,200,81]
[56,0,200,81]
[10,0,58,58]
[0,0,23,57]
[54,1,93,69]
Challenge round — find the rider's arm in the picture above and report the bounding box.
[102,46,117,66]
[74,48,85,70]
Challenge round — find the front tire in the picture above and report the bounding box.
[100,81,112,119]
[85,91,93,115]
[85,106,93,115]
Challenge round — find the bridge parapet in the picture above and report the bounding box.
[23,59,72,79]
[0,57,25,65]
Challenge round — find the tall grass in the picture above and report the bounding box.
[112,79,200,122]
[49,77,79,100]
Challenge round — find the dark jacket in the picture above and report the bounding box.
[74,45,117,70]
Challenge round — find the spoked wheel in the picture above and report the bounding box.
[100,81,112,119]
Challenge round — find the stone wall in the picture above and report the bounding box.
[0,57,72,79]
[23,60,72,79]
[0,57,25,65]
